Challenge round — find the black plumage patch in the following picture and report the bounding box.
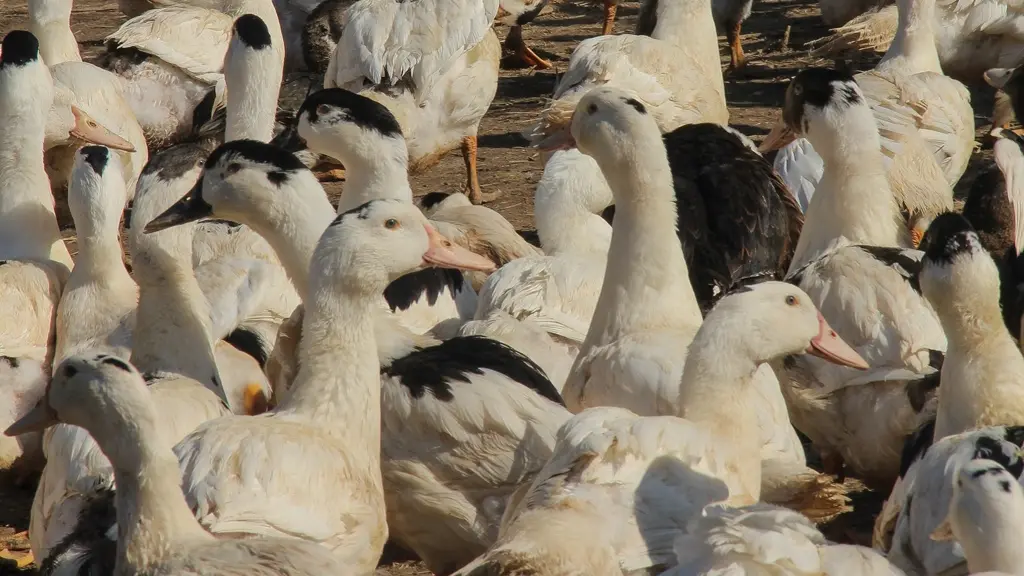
[858,245,923,292]
[99,356,133,373]
[39,488,116,576]
[80,146,110,176]
[1,31,39,68]
[141,143,208,182]
[207,139,306,175]
[329,200,375,228]
[224,326,269,369]
[269,120,308,154]
[1,355,21,369]
[904,370,940,413]
[383,268,464,312]
[419,191,450,211]
[899,418,935,477]
[919,212,982,266]
[298,88,403,139]
[63,364,79,379]
[783,68,859,135]
[382,335,563,405]
[1001,479,1013,493]
[266,170,288,186]
[191,89,218,134]
[233,14,272,50]
[973,428,1024,479]
[662,123,803,312]
[623,97,647,114]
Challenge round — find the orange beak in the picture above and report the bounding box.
[806,312,869,370]
[423,225,497,272]
[70,105,136,152]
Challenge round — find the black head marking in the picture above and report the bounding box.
[1001,479,1013,493]
[298,88,403,139]
[233,14,272,50]
[64,364,79,379]
[207,139,306,175]
[223,327,269,369]
[973,431,1024,479]
[99,356,133,373]
[623,97,646,115]
[0,355,21,369]
[329,200,375,227]
[784,68,859,134]
[80,146,110,176]
[266,171,288,186]
[919,212,982,266]
[141,143,209,182]
[1,31,40,68]
[515,0,548,25]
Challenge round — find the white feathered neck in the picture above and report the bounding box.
[0,58,73,268]
[28,0,82,65]
[223,25,282,143]
[535,149,612,257]
[789,97,904,270]
[876,0,942,74]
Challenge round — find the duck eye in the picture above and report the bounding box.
[317,104,330,117]
[226,163,241,175]
[64,364,78,379]
[786,295,798,306]
[792,84,803,96]
[384,218,400,230]
[587,103,598,115]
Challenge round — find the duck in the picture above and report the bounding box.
[874,426,1024,575]
[712,0,754,71]
[29,142,276,569]
[26,0,148,199]
[773,68,947,488]
[145,141,580,573]
[528,0,728,146]
[457,280,867,575]
[6,353,349,576]
[663,503,904,575]
[97,0,284,149]
[764,0,972,242]
[811,0,1024,81]
[324,0,501,204]
[463,148,613,391]
[917,213,1024,441]
[156,197,501,569]
[930,459,1024,575]
[0,31,73,472]
[298,0,354,73]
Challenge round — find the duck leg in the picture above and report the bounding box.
[462,135,499,204]
[501,25,553,70]
[727,19,747,71]
[602,0,618,35]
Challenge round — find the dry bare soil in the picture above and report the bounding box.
[0,0,1003,572]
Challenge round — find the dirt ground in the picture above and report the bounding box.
[0,0,1004,572]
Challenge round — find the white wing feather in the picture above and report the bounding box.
[994,137,1024,255]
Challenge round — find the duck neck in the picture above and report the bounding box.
[30,22,82,66]
[130,227,222,393]
[333,137,413,214]
[76,220,132,284]
[790,109,903,269]
[535,152,612,257]
[676,318,762,463]
[107,408,211,574]
[877,0,942,74]
[0,98,73,267]
[589,146,701,341]
[641,0,723,96]
[938,283,1014,352]
[278,281,382,455]
[224,45,282,143]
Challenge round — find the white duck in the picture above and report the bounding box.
[931,459,1024,576]
[527,0,728,146]
[324,0,501,204]
[774,68,946,488]
[0,31,72,471]
[874,426,1024,575]
[150,196,493,568]
[6,354,348,576]
[458,280,867,575]
[98,0,284,148]
[146,141,574,574]
[461,148,613,391]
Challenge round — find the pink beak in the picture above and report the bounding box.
[806,312,870,370]
[422,225,497,272]
[70,105,136,152]
[535,127,576,152]
[759,123,797,154]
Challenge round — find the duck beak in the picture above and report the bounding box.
[535,122,576,152]
[70,105,136,152]
[806,312,869,370]
[144,180,214,233]
[4,400,58,436]
[422,225,497,272]
[759,123,797,153]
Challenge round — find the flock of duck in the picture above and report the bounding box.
[4,0,1024,572]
